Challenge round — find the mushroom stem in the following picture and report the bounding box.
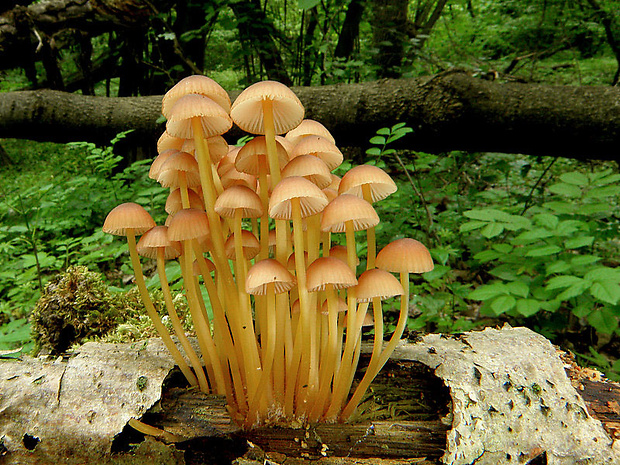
[191,118,237,298]
[261,99,281,185]
[257,163,270,260]
[361,184,376,269]
[308,285,339,422]
[247,283,277,426]
[192,241,247,414]
[340,273,409,421]
[157,248,209,392]
[286,198,315,415]
[125,229,199,388]
[179,242,227,395]
[178,172,190,209]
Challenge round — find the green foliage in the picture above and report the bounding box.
[363,122,620,379]
[462,168,620,336]
[0,134,168,351]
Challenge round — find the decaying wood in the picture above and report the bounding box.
[1,73,620,161]
[1,326,620,465]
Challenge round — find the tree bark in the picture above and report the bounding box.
[1,72,619,161]
[1,327,619,464]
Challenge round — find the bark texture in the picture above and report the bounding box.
[1,327,619,464]
[1,72,620,160]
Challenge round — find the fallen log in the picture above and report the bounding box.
[1,326,619,464]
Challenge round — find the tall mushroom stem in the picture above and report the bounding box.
[308,285,339,422]
[157,248,209,392]
[361,184,376,269]
[180,241,228,398]
[246,282,277,427]
[340,273,410,421]
[125,229,199,388]
[262,99,281,185]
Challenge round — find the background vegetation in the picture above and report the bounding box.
[1,0,619,377]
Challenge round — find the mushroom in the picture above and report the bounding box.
[305,257,357,421]
[136,225,209,393]
[102,203,199,388]
[339,165,397,268]
[245,258,296,425]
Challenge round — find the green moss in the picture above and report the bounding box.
[30,265,192,354]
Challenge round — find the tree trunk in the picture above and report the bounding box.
[229,0,292,85]
[370,0,409,79]
[334,0,364,60]
[1,72,619,161]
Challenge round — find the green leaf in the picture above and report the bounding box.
[473,250,502,262]
[298,0,320,9]
[369,136,386,145]
[513,229,554,245]
[544,201,576,214]
[534,213,559,230]
[365,147,382,156]
[549,182,582,198]
[463,208,512,222]
[587,307,619,335]
[490,295,516,315]
[376,127,391,135]
[579,203,611,215]
[546,275,584,290]
[584,267,620,283]
[516,299,541,317]
[560,171,589,186]
[565,236,594,249]
[460,221,486,232]
[507,281,529,298]
[482,222,504,238]
[572,303,592,318]
[421,265,450,281]
[571,255,601,266]
[488,264,520,281]
[468,283,509,301]
[492,243,513,254]
[585,185,620,199]
[557,281,590,301]
[525,245,562,257]
[590,282,620,305]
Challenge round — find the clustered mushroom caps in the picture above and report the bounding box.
[103,76,434,429]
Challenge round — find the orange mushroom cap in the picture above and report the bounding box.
[224,230,261,260]
[320,194,379,233]
[339,165,397,203]
[214,185,263,219]
[167,208,211,242]
[136,225,182,260]
[166,94,233,139]
[103,203,156,236]
[285,119,335,146]
[162,74,231,117]
[246,258,296,295]
[355,268,404,302]
[376,238,434,274]
[269,176,328,220]
[291,135,343,171]
[306,257,358,292]
[231,81,304,135]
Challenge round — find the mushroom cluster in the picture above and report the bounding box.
[103,75,434,428]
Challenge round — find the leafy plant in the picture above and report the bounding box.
[463,168,620,336]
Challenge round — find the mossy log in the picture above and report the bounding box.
[1,326,619,464]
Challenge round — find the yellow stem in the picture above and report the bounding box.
[361,185,376,269]
[125,230,198,387]
[157,249,209,392]
[262,99,281,185]
[340,274,409,421]
[192,241,247,414]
